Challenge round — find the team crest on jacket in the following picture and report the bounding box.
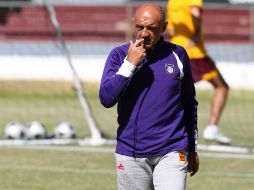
[165,64,174,74]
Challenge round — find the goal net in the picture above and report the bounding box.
[0,0,253,151]
[0,0,121,145]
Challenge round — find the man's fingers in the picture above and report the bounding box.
[134,38,144,47]
[190,169,198,177]
[127,39,146,65]
[188,164,198,177]
[129,39,145,49]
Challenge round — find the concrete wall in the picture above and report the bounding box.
[0,55,253,89]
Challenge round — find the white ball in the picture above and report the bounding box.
[27,121,47,139]
[4,122,27,139]
[53,122,76,139]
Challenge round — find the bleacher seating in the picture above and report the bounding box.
[0,6,128,41]
[0,5,251,43]
[203,8,250,43]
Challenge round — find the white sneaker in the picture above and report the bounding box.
[203,125,231,144]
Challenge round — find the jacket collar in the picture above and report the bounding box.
[146,36,164,58]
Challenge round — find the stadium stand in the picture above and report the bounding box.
[0,1,251,43]
[0,5,128,41]
[203,8,250,43]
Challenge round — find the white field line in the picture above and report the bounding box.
[1,140,253,154]
[0,164,115,175]
[199,152,254,159]
[0,145,115,153]
[198,144,254,154]
[1,145,254,160]
[1,163,254,179]
[197,171,254,178]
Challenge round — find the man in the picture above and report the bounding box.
[100,3,199,190]
[167,0,231,144]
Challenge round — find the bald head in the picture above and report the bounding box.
[133,3,167,50]
[134,3,166,25]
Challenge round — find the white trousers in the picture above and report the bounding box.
[115,152,188,190]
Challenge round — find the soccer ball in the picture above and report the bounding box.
[27,121,47,139]
[4,121,27,139]
[53,122,76,139]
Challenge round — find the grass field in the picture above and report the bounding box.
[0,80,254,190]
[0,146,254,190]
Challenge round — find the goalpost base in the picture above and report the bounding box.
[0,138,116,146]
[78,137,116,146]
[0,139,78,146]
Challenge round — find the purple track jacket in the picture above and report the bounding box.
[99,37,198,158]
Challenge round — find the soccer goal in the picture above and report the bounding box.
[0,0,254,152]
[0,0,118,145]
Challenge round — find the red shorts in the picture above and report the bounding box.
[190,56,218,82]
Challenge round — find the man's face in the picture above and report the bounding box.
[134,10,166,50]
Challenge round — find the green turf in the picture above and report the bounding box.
[1,80,253,146]
[0,147,117,190]
[0,80,254,190]
[196,89,254,147]
[0,147,254,190]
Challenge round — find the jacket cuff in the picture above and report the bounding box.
[116,57,136,77]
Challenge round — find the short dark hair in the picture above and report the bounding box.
[159,6,166,23]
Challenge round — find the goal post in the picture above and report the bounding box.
[0,0,253,150]
[0,1,117,145]
[45,4,112,145]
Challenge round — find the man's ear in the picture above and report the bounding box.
[162,21,168,33]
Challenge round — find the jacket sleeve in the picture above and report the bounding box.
[99,48,135,108]
[177,46,198,152]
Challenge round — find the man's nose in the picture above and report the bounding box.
[141,28,149,37]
